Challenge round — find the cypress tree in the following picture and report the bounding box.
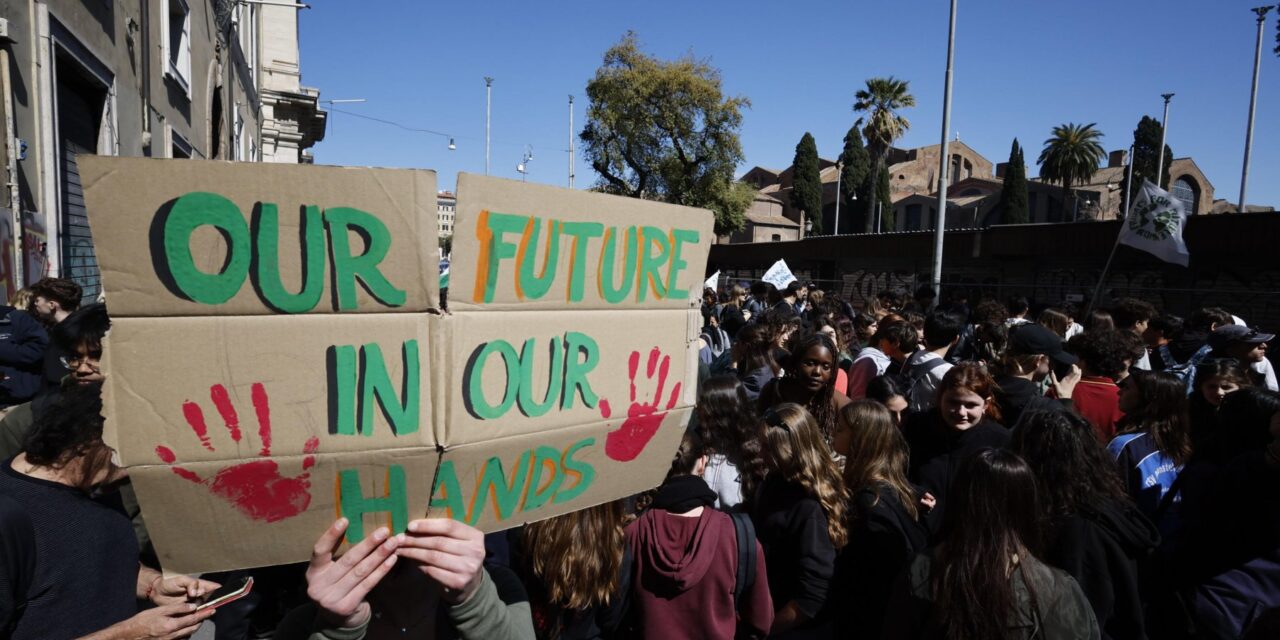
[791,132,824,235]
[1120,116,1173,212]
[996,139,1030,224]
[838,125,871,235]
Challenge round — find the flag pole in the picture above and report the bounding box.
[1086,145,1135,317]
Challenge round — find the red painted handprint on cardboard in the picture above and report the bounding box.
[599,347,682,462]
[154,383,320,523]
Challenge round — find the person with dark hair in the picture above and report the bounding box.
[26,277,81,327]
[903,311,963,413]
[719,284,749,339]
[1163,388,1280,639]
[1006,296,1031,327]
[773,282,804,317]
[1039,308,1072,339]
[1109,298,1158,371]
[753,404,847,636]
[1084,309,1116,334]
[627,432,773,639]
[0,386,218,638]
[846,321,918,400]
[1153,307,1232,377]
[744,282,771,319]
[832,400,929,638]
[1145,314,1186,371]
[1109,370,1193,532]
[1010,410,1160,640]
[948,300,1008,363]
[0,303,110,459]
[731,323,781,401]
[883,449,1099,639]
[1067,330,1132,441]
[995,323,1081,429]
[906,284,938,315]
[849,312,878,353]
[758,332,851,442]
[696,376,766,509]
[902,362,1009,534]
[1188,359,1253,454]
[866,374,910,425]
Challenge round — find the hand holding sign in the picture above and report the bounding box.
[154,383,321,523]
[600,347,682,462]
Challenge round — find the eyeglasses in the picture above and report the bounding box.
[60,355,101,373]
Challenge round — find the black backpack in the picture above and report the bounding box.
[728,511,757,614]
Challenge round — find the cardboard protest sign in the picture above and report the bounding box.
[80,157,439,316]
[83,159,713,574]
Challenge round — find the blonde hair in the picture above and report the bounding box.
[839,400,918,520]
[522,500,626,610]
[10,288,32,311]
[762,403,849,548]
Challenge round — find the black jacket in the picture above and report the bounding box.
[835,484,929,638]
[902,410,1009,534]
[0,309,48,407]
[1044,499,1160,640]
[750,475,836,624]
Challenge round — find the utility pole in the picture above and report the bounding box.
[1239,6,1272,213]
[834,160,843,235]
[568,95,575,189]
[1156,93,1174,186]
[930,0,958,298]
[484,77,493,175]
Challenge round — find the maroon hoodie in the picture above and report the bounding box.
[626,507,773,640]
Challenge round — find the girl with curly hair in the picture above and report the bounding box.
[756,332,851,443]
[751,403,847,636]
[696,376,766,509]
[1010,410,1159,639]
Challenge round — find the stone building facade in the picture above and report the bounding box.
[0,0,325,301]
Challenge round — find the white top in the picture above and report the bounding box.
[702,454,743,509]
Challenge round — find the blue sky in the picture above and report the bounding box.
[300,0,1279,208]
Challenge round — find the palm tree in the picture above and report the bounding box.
[1037,123,1105,222]
[854,77,915,232]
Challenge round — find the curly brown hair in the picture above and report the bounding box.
[522,500,627,611]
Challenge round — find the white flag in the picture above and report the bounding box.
[761,259,797,290]
[704,271,720,292]
[1119,179,1190,267]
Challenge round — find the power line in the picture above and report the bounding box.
[325,107,570,153]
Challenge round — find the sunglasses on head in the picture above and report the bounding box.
[763,409,790,431]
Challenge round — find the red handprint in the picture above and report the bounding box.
[154,383,320,523]
[599,347,682,462]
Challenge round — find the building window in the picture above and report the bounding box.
[171,130,192,159]
[906,204,923,230]
[771,234,782,242]
[1172,178,1199,215]
[163,0,191,94]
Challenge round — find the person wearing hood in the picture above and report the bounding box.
[1011,410,1161,639]
[902,362,1009,534]
[626,432,772,640]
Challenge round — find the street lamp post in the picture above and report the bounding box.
[1156,93,1174,186]
[1239,6,1272,214]
[568,95,575,189]
[930,0,958,299]
[484,77,493,175]
[834,160,843,236]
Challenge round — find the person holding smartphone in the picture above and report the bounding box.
[276,517,535,639]
[0,385,218,639]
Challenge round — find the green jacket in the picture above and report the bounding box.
[275,566,535,640]
[883,553,1101,639]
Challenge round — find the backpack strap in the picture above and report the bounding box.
[729,512,756,612]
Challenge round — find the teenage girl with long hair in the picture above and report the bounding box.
[1109,370,1193,527]
[902,362,1009,534]
[515,501,629,640]
[883,449,1100,639]
[1188,359,1253,456]
[1011,410,1159,639]
[757,332,851,443]
[751,403,848,637]
[833,400,929,638]
[731,323,781,401]
[695,376,767,509]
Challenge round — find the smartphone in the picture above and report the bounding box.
[196,576,253,611]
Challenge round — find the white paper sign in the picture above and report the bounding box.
[761,260,797,290]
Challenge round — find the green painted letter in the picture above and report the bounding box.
[324,207,405,310]
[516,337,564,418]
[338,465,409,543]
[561,332,599,410]
[256,204,326,313]
[664,228,700,300]
[560,222,603,302]
[359,340,420,436]
[163,192,251,304]
[464,340,520,420]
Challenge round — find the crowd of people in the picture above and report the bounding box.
[0,275,1278,639]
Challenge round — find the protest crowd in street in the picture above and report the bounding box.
[0,275,1278,640]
